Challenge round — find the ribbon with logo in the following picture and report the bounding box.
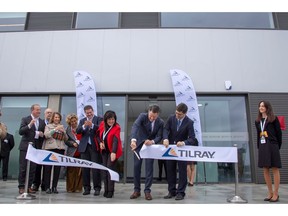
[140,144,238,163]
[26,145,119,181]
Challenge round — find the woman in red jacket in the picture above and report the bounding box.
[96,110,122,198]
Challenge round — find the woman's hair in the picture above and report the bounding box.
[0,122,7,140]
[103,110,117,128]
[50,112,62,123]
[66,113,78,125]
[256,100,276,123]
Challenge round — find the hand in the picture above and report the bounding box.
[176,141,185,147]
[130,141,136,151]
[100,142,105,150]
[84,120,92,128]
[73,142,78,148]
[38,131,44,137]
[29,119,36,127]
[163,139,169,148]
[110,153,116,162]
[144,139,153,146]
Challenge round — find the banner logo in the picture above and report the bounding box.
[162,148,178,157]
[43,153,59,163]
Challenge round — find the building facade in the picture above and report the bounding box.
[0,12,287,184]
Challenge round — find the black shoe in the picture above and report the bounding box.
[264,196,273,201]
[83,190,90,195]
[32,185,39,191]
[106,192,114,198]
[3,178,7,181]
[52,187,58,194]
[175,193,184,200]
[188,183,194,187]
[103,191,108,198]
[94,190,100,196]
[164,193,176,199]
[269,195,279,202]
[46,189,52,194]
[41,185,46,191]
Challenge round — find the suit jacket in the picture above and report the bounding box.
[130,113,164,151]
[65,126,80,157]
[0,133,15,157]
[76,115,103,153]
[18,115,46,151]
[163,114,198,146]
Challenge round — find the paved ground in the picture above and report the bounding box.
[1,179,287,204]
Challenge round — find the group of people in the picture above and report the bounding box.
[0,99,283,203]
[130,103,199,201]
[17,104,122,198]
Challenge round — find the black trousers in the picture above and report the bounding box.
[18,150,36,189]
[81,145,102,191]
[102,150,117,193]
[43,149,65,189]
[0,154,10,178]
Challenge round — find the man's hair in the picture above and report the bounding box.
[30,104,40,112]
[148,104,160,113]
[176,103,188,114]
[84,105,93,111]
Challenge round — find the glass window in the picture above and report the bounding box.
[161,12,274,29]
[197,96,251,183]
[0,12,27,31]
[75,12,119,29]
[0,96,48,179]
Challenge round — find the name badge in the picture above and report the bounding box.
[260,136,266,144]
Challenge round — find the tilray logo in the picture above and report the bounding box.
[87,96,95,102]
[43,153,59,163]
[78,103,85,109]
[162,148,178,157]
[74,72,82,78]
[176,91,185,97]
[86,86,94,92]
[171,71,179,76]
[188,106,197,112]
[178,149,215,159]
[76,82,84,88]
[84,76,91,81]
[77,92,85,98]
[182,76,190,81]
[174,81,182,86]
[185,86,193,91]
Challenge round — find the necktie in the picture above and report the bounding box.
[177,120,181,131]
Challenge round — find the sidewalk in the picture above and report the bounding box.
[0,179,287,204]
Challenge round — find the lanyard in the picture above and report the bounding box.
[103,126,112,141]
[260,118,266,133]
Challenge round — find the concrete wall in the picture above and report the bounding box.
[1,28,288,94]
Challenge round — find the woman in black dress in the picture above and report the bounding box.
[255,100,282,202]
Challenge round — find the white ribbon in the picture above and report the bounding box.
[26,145,119,181]
[140,144,238,163]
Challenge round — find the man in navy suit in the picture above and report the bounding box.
[163,103,198,200]
[130,104,164,201]
[18,104,46,194]
[76,105,103,196]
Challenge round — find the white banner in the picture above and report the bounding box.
[170,69,203,146]
[140,144,238,163]
[26,145,119,181]
[73,71,98,119]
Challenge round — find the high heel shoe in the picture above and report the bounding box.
[264,196,273,201]
[269,195,279,202]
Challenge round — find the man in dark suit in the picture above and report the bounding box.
[163,103,198,200]
[32,107,53,191]
[18,104,46,194]
[76,105,103,196]
[130,104,164,201]
[0,123,15,181]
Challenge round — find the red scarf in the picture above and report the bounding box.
[97,121,123,159]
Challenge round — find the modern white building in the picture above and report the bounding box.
[0,12,287,184]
